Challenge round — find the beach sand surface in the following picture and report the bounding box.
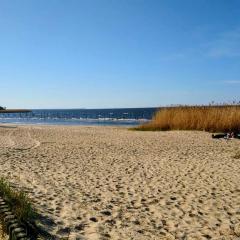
[0,226,7,240]
[0,125,240,239]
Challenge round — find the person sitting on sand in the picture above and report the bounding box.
[212,132,236,139]
[230,132,234,138]
[224,132,234,140]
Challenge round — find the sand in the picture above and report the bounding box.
[0,226,7,240]
[0,125,240,239]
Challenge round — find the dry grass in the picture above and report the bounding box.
[134,105,240,132]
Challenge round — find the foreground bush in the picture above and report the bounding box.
[135,106,240,132]
[0,177,35,222]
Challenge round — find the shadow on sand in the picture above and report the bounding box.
[26,213,57,240]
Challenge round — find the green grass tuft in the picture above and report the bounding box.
[0,177,35,222]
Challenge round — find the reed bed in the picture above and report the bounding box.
[135,105,240,132]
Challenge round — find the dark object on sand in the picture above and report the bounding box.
[212,133,226,139]
[212,132,240,139]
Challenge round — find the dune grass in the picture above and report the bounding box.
[134,105,240,132]
[0,177,35,222]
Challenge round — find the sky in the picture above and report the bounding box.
[0,0,240,109]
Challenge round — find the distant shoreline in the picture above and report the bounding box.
[0,109,31,113]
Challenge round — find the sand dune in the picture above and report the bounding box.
[0,125,240,239]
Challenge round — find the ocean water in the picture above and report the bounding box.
[0,108,158,126]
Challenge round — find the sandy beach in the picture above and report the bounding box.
[0,226,7,240]
[0,125,240,239]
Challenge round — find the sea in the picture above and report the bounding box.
[0,108,159,126]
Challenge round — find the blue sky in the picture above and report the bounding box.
[0,0,240,109]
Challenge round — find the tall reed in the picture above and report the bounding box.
[135,106,240,132]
